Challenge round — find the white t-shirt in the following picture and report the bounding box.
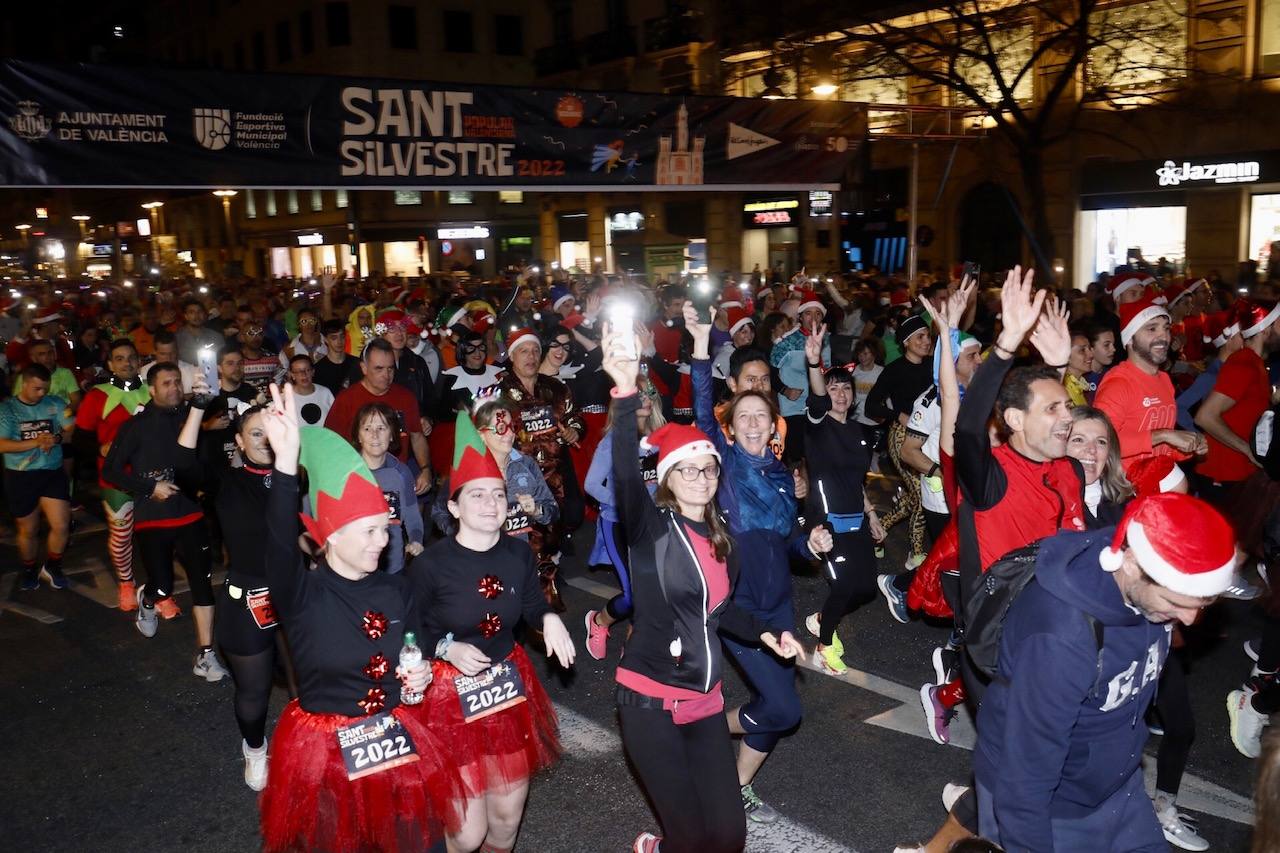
[293,384,335,426]
[907,384,947,514]
[852,364,883,426]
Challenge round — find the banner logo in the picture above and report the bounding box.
[9,100,52,142]
[193,108,232,150]
[726,123,779,160]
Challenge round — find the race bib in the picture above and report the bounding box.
[245,586,277,630]
[640,453,658,485]
[505,505,532,537]
[335,712,419,781]
[520,404,556,437]
[454,661,527,723]
[19,418,55,442]
[383,490,402,523]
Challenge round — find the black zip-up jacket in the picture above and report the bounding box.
[612,390,774,694]
[103,402,203,527]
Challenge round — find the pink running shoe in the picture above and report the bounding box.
[585,610,609,660]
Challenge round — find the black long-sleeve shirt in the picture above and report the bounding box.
[266,469,420,717]
[103,403,203,528]
[803,392,872,519]
[864,356,933,423]
[409,535,551,661]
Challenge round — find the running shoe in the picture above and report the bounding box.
[931,645,959,684]
[1246,638,1261,662]
[117,580,138,612]
[1156,804,1208,852]
[40,564,69,590]
[941,783,969,813]
[1227,689,1267,758]
[1221,572,1262,601]
[813,644,848,675]
[154,597,182,619]
[904,553,925,571]
[805,613,845,658]
[242,740,268,792]
[740,784,779,824]
[18,565,40,591]
[194,649,229,683]
[135,588,158,638]
[633,832,661,853]
[919,684,952,745]
[876,573,910,624]
[584,610,608,661]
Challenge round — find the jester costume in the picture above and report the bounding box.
[74,375,151,610]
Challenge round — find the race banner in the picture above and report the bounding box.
[0,61,865,190]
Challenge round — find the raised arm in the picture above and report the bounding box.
[602,327,663,543]
[260,383,307,613]
[686,302,732,456]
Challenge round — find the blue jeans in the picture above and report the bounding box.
[723,636,802,753]
[977,768,1166,852]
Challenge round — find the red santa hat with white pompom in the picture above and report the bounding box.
[1098,493,1236,597]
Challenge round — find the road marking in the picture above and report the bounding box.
[563,572,1253,826]
[0,572,64,624]
[553,701,855,852]
[63,556,226,610]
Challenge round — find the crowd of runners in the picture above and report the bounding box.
[4,259,1279,852]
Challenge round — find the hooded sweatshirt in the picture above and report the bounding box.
[974,527,1171,852]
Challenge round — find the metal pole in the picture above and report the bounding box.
[907,141,919,284]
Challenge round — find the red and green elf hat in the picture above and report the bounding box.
[451,409,503,496]
[298,426,390,544]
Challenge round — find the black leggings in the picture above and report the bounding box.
[215,581,281,748]
[1153,649,1195,797]
[1250,615,1280,714]
[136,522,214,606]
[618,694,746,853]
[817,528,877,645]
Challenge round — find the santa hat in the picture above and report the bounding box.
[794,289,825,317]
[1185,278,1207,298]
[1107,271,1155,301]
[436,303,470,336]
[374,309,407,334]
[449,409,503,495]
[1118,293,1170,347]
[1163,281,1190,307]
[506,327,541,354]
[1239,298,1280,339]
[644,422,721,484]
[719,291,743,311]
[889,289,911,307]
[1204,310,1241,347]
[1125,455,1187,497]
[1098,493,1236,598]
[756,285,774,301]
[298,427,390,545]
[33,307,61,325]
[726,305,755,337]
[550,285,574,310]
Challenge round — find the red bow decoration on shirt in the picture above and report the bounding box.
[478,575,504,599]
[362,610,389,641]
[478,612,503,639]
[357,687,387,715]
[363,653,390,681]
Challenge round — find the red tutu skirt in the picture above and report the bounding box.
[260,700,466,853]
[425,644,560,796]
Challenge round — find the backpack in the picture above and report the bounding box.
[961,539,1106,680]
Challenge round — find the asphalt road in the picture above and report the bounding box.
[0,490,1261,852]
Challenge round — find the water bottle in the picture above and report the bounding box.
[399,631,424,705]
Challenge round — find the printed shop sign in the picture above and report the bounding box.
[0,61,865,190]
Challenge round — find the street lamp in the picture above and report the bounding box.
[212,190,237,246]
[15,223,31,247]
[72,214,90,241]
[141,201,164,269]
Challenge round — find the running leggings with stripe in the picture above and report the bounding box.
[879,421,925,558]
[618,698,746,853]
[723,637,802,753]
[136,522,215,606]
[103,489,135,585]
[598,518,633,620]
[816,527,878,646]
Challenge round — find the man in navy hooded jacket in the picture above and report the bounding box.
[975,493,1236,852]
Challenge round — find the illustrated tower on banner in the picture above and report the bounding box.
[656,102,704,185]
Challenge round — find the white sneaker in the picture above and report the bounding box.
[193,649,229,683]
[1221,572,1262,600]
[804,612,821,640]
[942,782,969,813]
[1156,803,1209,851]
[242,739,269,792]
[1228,689,1267,758]
[134,587,157,638]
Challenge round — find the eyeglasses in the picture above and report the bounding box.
[672,462,720,482]
[545,340,570,350]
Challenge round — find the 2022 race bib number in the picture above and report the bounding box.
[505,507,532,537]
[520,404,556,437]
[383,490,402,522]
[454,661,527,723]
[335,712,419,781]
[18,419,54,442]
